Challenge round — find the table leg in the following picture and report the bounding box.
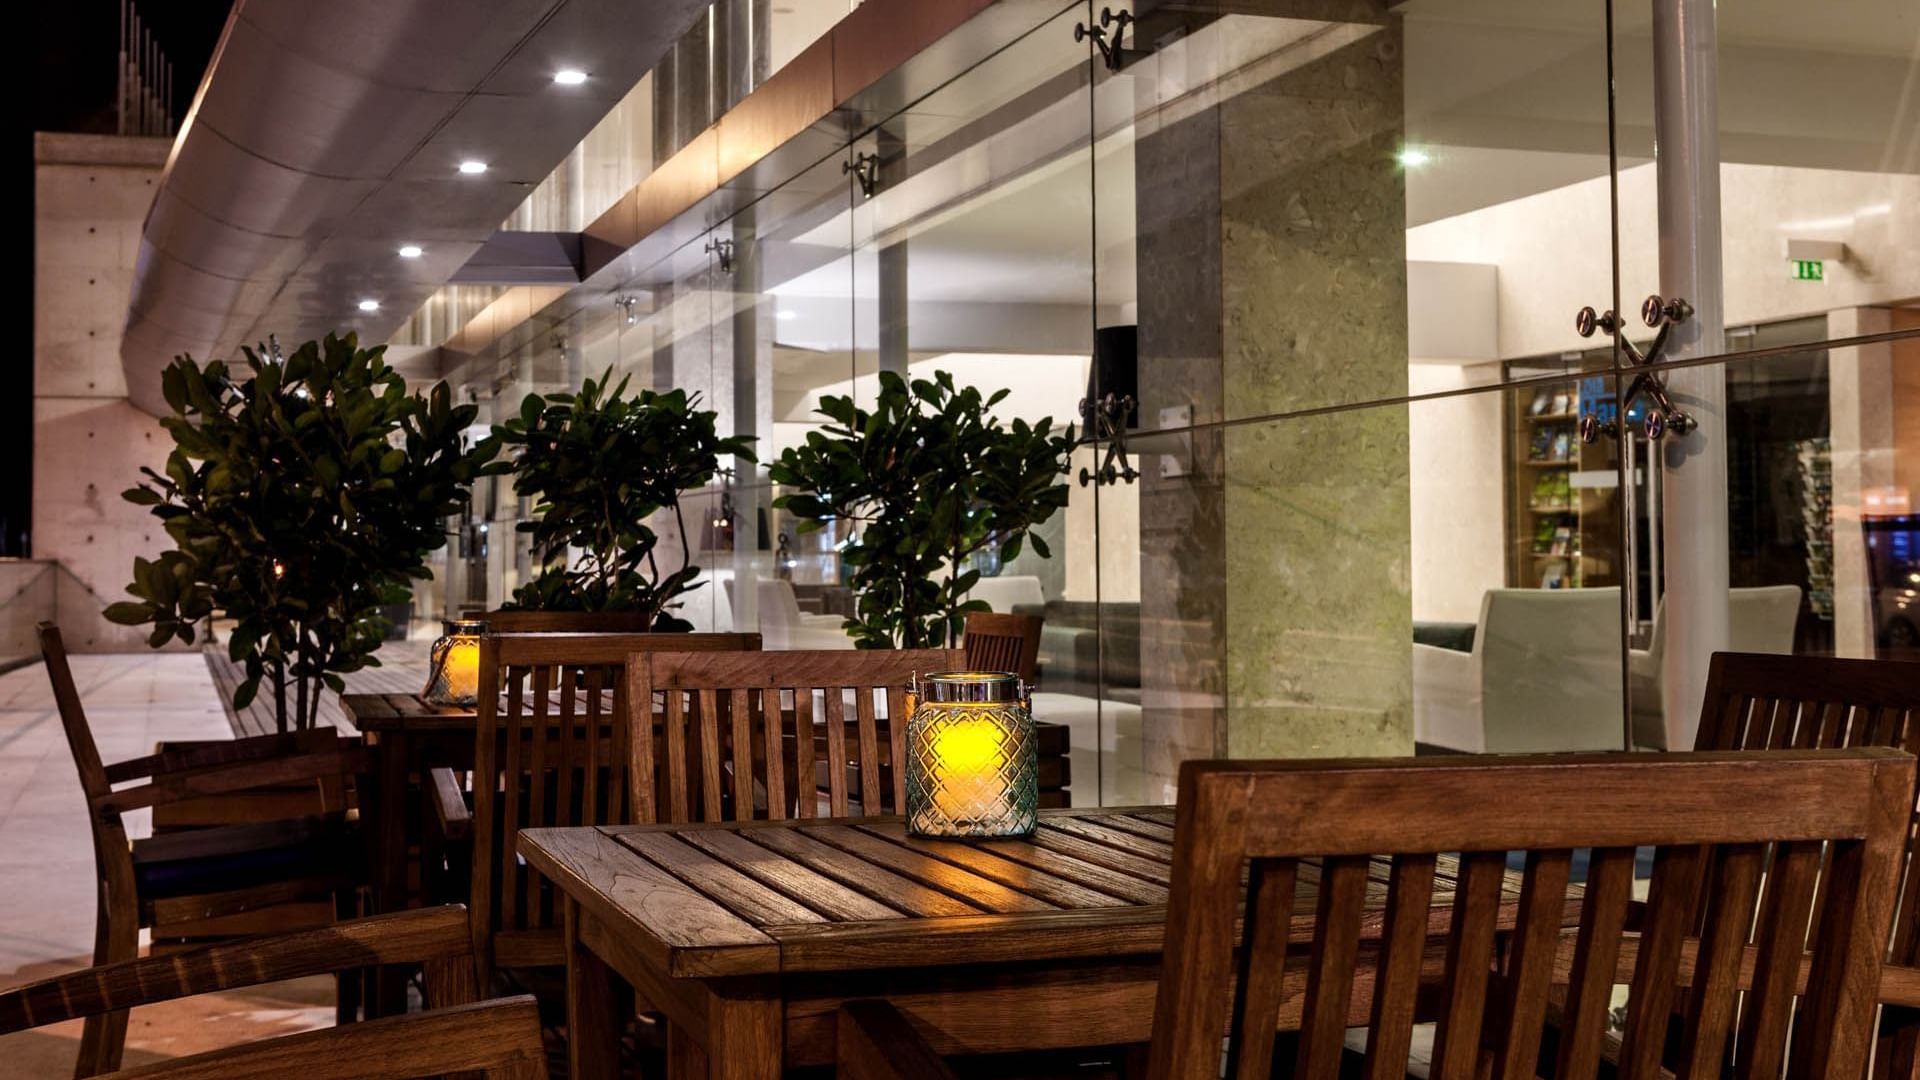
[702,983,782,1080]
[566,898,623,1080]
[368,730,412,1015]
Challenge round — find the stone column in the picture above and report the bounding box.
[1133,13,1411,796]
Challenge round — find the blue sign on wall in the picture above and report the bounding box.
[1578,376,1616,427]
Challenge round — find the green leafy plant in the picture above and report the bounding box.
[108,333,499,731]
[769,370,1074,648]
[494,370,754,627]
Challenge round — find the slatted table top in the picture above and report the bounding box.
[519,809,1533,980]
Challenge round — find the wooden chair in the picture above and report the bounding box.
[962,611,1043,682]
[0,905,540,1080]
[450,631,760,989]
[1687,651,1920,1074]
[474,610,658,633]
[837,749,1914,1080]
[627,648,963,823]
[36,623,371,1077]
[87,998,547,1079]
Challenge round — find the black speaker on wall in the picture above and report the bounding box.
[1082,324,1139,432]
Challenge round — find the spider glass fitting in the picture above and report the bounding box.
[844,153,880,198]
[1077,391,1141,487]
[704,238,735,274]
[1074,7,1136,72]
[1575,294,1701,443]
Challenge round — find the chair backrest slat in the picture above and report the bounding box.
[962,611,1042,682]
[1149,750,1914,1080]
[469,631,758,981]
[630,649,963,822]
[1359,852,1435,1080]
[1554,845,1635,1079]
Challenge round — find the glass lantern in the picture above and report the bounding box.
[905,672,1037,838]
[422,619,485,706]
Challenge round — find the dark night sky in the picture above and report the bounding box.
[36,1,234,133]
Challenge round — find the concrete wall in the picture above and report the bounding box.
[33,133,177,652]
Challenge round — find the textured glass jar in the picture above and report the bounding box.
[422,619,485,706]
[905,672,1037,838]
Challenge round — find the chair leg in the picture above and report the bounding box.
[74,886,138,1077]
[334,888,362,1024]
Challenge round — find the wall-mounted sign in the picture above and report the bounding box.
[1791,259,1825,282]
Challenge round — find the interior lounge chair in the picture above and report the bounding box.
[1627,584,1802,749]
[1412,588,1626,753]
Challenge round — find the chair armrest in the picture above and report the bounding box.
[89,997,541,1080]
[428,767,472,842]
[96,742,372,815]
[102,732,309,784]
[1412,643,1482,752]
[0,906,472,1032]
[837,1001,960,1080]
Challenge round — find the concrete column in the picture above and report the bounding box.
[1828,306,1896,658]
[1652,0,1730,751]
[876,128,910,377]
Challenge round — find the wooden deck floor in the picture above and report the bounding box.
[203,643,430,737]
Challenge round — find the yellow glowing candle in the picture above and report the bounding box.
[423,619,485,706]
[906,672,1037,838]
[928,715,1011,821]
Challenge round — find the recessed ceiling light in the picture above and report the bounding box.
[553,69,588,85]
[1396,146,1431,168]
[458,160,488,175]
[398,244,423,259]
[358,299,381,312]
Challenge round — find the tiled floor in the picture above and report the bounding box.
[0,651,334,1076]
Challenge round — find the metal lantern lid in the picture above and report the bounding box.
[918,671,1024,703]
[441,618,487,636]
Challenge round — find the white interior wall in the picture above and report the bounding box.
[1407,365,1507,622]
[1407,162,1920,360]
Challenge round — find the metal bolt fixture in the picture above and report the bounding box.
[1074,7,1136,71]
[1573,294,1699,444]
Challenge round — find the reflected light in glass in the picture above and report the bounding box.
[458,160,488,175]
[1396,146,1432,168]
[398,244,424,259]
[357,299,380,312]
[553,69,588,85]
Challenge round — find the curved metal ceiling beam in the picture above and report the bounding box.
[121,0,708,415]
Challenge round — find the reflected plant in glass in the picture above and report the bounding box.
[494,369,754,626]
[770,370,1073,648]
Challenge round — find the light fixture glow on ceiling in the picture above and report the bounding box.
[458,160,488,175]
[358,299,381,312]
[554,69,589,85]
[398,245,424,259]
[1396,147,1431,168]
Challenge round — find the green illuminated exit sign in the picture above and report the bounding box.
[1791,259,1825,281]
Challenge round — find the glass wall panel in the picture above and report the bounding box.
[1610,3,1920,366]
[1633,328,1920,748]
[719,151,857,644]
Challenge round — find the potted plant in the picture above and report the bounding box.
[769,370,1074,648]
[494,369,754,628]
[107,334,499,731]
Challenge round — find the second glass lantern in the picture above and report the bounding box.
[422,618,485,706]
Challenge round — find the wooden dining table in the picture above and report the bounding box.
[520,808,1571,1079]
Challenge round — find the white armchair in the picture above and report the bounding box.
[1414,588,1626,754]
[752,578,855,650]
[1628,584,1802,749]
[966,574,1046,612]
